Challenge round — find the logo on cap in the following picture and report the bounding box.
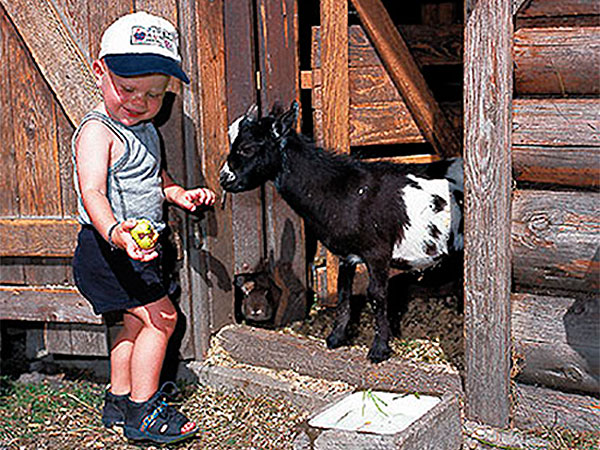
[130,25,178,56]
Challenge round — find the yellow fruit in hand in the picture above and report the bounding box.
[130,219,159,250]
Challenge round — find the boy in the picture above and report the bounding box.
[72,12,215,444]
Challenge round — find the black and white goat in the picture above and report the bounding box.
[220,102,463,363]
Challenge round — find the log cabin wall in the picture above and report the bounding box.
[508,0,599,432]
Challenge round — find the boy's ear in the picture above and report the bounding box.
[92,60,106,86]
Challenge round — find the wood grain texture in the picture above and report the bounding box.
[312,24,463,70]
[512,190,599,294]
[224,0,264,275]
[514,27,600,96]
[0,11,18,217]
[194,0,236,341]
[464,0,513,427]
[513,98,600,147]
[517,0,600,18]
[216,325,463,395]
[512,293,599,394]
[513,382,600,432]
[0,219,79,257]
[256,0,307,325]
[0,286,101,324]
[513,145,600,189]
[9,24,61,217]
[351,0,460,157]
[319,0,349,305]
[0,0,101,126]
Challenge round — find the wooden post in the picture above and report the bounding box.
[319,0,349,304]
[224,1,263,275]
[350,0,460,157]
[256,0,307,325]
[464,0,513,427]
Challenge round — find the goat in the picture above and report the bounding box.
[220,101,463,363]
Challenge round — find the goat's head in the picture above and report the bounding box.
[220,101,299,193]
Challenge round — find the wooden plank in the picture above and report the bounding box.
[0,0,101,127]
[514,27,600,96]
[55,98,77,217]
[513,145,600,189]
[9,21,62,217]
[224,0,264,275]
[513,99,600,147]
[512,293,599,394]
[0,219,79,257]
[87,1,133,62]
[350,0,460,157]
[0,286,101,324]
[216,325,463,395]
[517,0,600,18]
[0,11,18,217]
[513,382,600,432]
[319,0,349,306]
[512,190,599,294]
[464,0,513,427]
[312,25,463,69]
[257,0,307,325]
[45,322,108,356]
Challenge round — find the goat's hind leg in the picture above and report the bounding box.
[326,257,356,349]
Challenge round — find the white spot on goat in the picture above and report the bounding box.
[392,165,462,270]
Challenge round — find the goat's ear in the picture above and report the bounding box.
[245,104,259,121]
[271,100,299,139]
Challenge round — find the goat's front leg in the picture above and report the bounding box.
[326,257,356,349]
[366,260,392,363]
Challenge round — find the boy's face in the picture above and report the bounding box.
[93,60,170,126]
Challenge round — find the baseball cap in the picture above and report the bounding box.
[99,11,189,84]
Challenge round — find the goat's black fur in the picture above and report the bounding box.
[220,102,463,363]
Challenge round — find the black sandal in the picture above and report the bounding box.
[101,389,128,428]
[124,382,198,444]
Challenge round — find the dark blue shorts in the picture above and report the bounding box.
[72,226,178,315]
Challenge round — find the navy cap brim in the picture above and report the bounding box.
[104,54,190,84]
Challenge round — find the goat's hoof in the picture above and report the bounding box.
[326,333,347,350]
[367,343,392,364]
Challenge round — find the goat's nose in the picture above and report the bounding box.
[219,163,236,185]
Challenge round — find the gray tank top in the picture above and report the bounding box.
[72,111,166,232]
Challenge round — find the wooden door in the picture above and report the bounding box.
[0,1,202,359]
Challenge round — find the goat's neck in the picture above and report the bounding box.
[274,140,341,223]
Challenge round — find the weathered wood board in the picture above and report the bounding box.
[514,27,600,96]
[512,293,599,394]
[512,190,599,294]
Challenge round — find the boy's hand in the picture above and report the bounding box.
[112,219,159,262]
[174,187,217,212]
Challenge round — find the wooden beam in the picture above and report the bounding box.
[512,190,600,294]
[514,27,600,96]
[0,286,101,324]
[224,0,264,275]
[215,325,463,395]
[512,293,599,394]
[513,382,599,432]
[350,0,460,157]
[0,0,100,127]
[0,218,79,257]
[464,0,513,427]
[318,0,350,305]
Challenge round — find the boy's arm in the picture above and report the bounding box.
[162,169,216,212]
[76,122,157,261]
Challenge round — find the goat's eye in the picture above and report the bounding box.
[238,145,256,157]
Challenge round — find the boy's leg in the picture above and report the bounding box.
[110,312,144,395]
[127,296,177,402]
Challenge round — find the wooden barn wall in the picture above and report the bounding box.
[508,0,600,432]
[0,0,237,361]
